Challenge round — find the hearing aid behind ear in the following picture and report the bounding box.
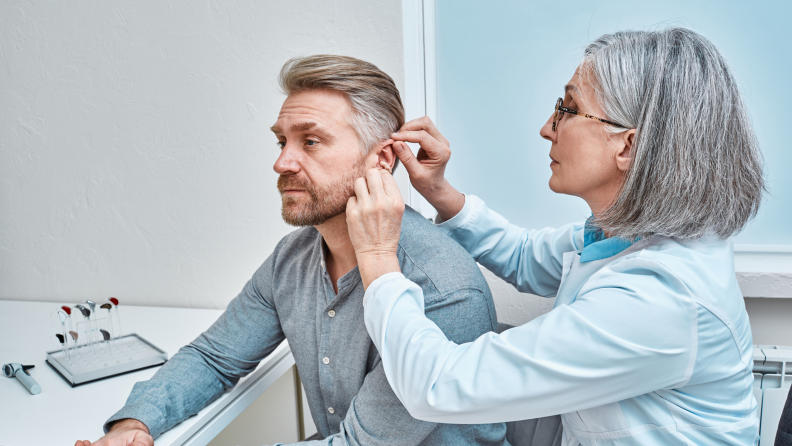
[108,297,122,338]
[100,303,117,345]
[3,363,41,395]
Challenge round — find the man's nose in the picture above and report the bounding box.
[540,113,556,142]
[273,144,301,175]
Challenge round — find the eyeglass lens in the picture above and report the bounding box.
[554,98,564,131]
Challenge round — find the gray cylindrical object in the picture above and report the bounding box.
[16,370,41,395]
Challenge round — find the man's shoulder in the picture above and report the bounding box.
[273,226,320,253]
[252,226,319,278]
[398,206,490,298]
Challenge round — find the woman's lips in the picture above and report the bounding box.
[549,156,559,166]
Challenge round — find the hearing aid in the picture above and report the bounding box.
[100,329,113,355]
[379,161,393,173]
[57,310,73,359]
[61,305,74,334]
[108,297,122,339]
[69,330,81,357]
[85,300,99,344]
[2,363,41,395]
[55,333,71,362]
[100,303,116,345]
[74,304,95,353]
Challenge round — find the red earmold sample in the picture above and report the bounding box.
[109,297,119,306]
[61,306,71,315]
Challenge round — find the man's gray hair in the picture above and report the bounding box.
[582,27,765,241]
[278,55,404,160]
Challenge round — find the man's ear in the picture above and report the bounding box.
[376,140,397,173]
[615,129,636,172]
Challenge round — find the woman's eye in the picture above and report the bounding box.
[276,141,286,149]
[306,140,318,146]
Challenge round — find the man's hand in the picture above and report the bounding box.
[74,419,153,446]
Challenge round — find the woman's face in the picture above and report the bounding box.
[539,67,634,216]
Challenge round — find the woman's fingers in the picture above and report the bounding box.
[399,116,450,147]
[380,169,403,203]
[365,168,385,197]
[393,141,421,176]
[390,130,448,164]
[354,176,371,203]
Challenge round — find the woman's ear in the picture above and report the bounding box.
[615,129,636,172]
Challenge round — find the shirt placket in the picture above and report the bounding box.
[316,255,339,426]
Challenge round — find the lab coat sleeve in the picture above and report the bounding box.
[363,256,697,424]
[436,195,580,296]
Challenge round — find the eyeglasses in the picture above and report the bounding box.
[552,98,627,132]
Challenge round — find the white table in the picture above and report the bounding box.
[0,300,294,446]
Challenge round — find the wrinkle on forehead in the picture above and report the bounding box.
[273,90,353,133]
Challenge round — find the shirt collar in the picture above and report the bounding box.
[579,217,634,263]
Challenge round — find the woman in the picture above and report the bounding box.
[346,28,764,445]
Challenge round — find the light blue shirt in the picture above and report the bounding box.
[363,195,759,446]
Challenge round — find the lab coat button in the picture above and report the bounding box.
[328,407,335,414]
[328,310,336,317]
[323,357,330,364]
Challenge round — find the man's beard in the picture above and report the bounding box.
[277,162,365,227]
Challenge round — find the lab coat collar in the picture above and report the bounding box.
[580,217,634,263]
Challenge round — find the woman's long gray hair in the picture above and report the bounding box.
[583,27,764,241]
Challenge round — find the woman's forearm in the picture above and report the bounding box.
[363,270,695,424]
[426,180,466,223]
[357,253,401,290]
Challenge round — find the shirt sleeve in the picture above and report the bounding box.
[104,255,286,439]
[436,195,581,296]
[363,256,697,424]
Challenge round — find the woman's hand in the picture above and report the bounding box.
[347,168,405,289]
[391,116,465,221]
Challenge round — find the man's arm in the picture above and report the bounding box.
[101,255,286,440]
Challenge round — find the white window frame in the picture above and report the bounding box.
[401,0,792,297]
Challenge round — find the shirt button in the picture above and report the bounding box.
[328,310,336,317]
[323,357,330,364]
[321,261,325,268]
[328,407,335,414]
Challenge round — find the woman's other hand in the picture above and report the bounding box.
[347,168,405,289]
[391,116,465,221]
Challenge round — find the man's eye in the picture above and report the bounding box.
[306,140,318,146]
[276,141,286,149]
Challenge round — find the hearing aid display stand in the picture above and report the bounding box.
[2,300,298,446]
[46,333,167,387]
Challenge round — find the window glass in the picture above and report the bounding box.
[436,0,792,245]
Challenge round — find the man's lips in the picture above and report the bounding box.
[549,155,559,166]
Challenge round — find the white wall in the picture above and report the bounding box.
[0,0,405,309]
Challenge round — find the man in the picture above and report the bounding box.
[76,55,507,446]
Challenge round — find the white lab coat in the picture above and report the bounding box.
[364,195,759,445]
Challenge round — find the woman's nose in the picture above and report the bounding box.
[540,114,556,142]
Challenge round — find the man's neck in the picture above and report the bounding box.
[315,213,358,294]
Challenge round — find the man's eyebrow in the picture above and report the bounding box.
[270,121,322,134]
[291,121,317,132]
[270,121,335,142]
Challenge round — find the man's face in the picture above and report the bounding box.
[271,89,367,227]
